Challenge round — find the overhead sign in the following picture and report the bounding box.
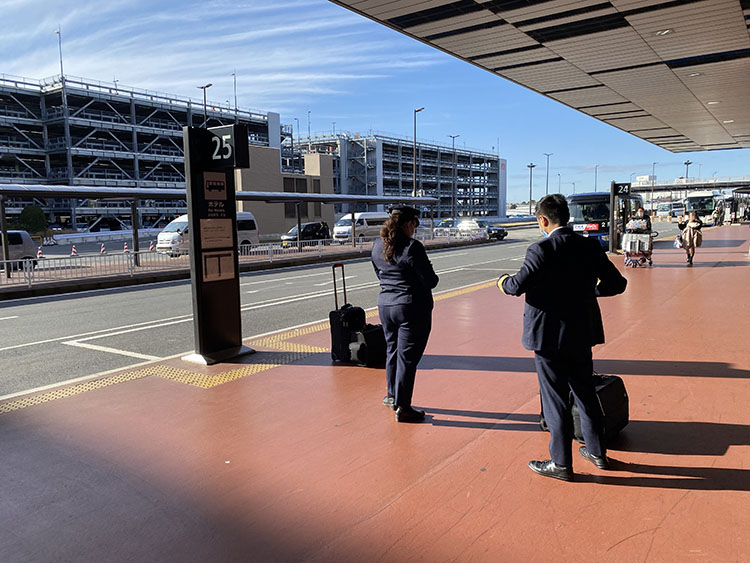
[182,124,254,365]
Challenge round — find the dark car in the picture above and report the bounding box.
[475,219,508,241]
[281,221,331,247]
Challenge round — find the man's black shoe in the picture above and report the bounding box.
[578,446,609,469]
[382,395,395,410]
[395,406,425,422]
[528,460,573,482]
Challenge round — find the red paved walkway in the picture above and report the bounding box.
[1,224,749,562]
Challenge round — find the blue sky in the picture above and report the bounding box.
[3,0,748,202]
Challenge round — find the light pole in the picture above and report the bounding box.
[55,25,64,78]
[571,181,576,194]
[594,164,599,192]
[543,153,552,196]
[196,83,212,128]
[698,163,702,179]
[448,134,459,217]
[684,159,692,184]
[557,173,561,192]
[630,172,636,182]
[232,70,238,122]
[307,110,311,151]
[527,163,536,215]
[651,162,657,213]
[413,107,424,198]
[332,122,336,135]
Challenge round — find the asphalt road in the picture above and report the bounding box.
[0,223,680,397]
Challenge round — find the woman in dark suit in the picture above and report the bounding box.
[371,206,439,422]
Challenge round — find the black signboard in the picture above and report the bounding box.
[182,124,254,365]
[608,181,632,253]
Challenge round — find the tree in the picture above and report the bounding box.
[19,206,47,235]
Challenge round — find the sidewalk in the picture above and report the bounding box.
[1,225,748,562]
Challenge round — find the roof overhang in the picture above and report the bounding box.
[330,0,750,153]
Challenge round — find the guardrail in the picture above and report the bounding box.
[2,231,504,289]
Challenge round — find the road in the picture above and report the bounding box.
[0,223,679,398]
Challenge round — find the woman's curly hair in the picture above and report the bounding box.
[380,209,414,264]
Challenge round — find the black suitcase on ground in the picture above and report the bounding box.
[329,263,365,362]
[349,323,386,368]
[539,373,629,444]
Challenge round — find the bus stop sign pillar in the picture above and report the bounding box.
[609,181,631,254]
[181,124,254,365]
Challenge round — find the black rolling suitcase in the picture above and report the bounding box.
[539,373,629,444]
[329,263,365,362]
[349,323,386,368]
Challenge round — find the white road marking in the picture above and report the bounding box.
[313,275,357,286]
[240,271,328,286]
[0,316,19,321]
[63,341,161,361]
[246,290,259,294]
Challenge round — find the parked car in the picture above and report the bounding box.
[333,212,389,242]
[280,221,330,248]
[457,219,508,241]
[1,230,37,268]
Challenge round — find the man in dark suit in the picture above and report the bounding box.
[498,194,627,481]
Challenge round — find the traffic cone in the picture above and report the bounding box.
[123,241,130,253]
[100,243,106,255]
[149,240,155,252]
[71,245,79,257]
[36,246,43,259]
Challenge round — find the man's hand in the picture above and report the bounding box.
[497,274,510,294]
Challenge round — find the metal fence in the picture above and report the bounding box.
[0,232,495,290]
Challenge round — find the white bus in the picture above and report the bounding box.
[684,190,725,225]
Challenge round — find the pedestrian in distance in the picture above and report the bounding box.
[371,205,439,423]
[677,211,703,266]
[497,194,627,481]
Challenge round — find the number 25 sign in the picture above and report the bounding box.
[207,125,249,169]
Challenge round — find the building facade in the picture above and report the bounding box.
[297,133,506,217]
[0,74,285,228]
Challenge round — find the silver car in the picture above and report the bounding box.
[1,230,37,265]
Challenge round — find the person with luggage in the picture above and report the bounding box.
[677,211,703,266]
[371,205,439,423]
[497,194,627,481]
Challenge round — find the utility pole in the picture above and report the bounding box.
[413,107,424,198]
[307,110,311,151]
[543,153,552,196]
[448,134,459,217]
[527,163,536,215]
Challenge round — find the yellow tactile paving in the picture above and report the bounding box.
[1,280,494,411]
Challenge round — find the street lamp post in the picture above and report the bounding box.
[684,160,692,185]
[543,153,552,196]
[196,83,213,128]
[571,181,576,194]
[307,110,311,151]
[232,70,238,123]
[527,163,536,215]
[55,25,64,78]
[413,107,424,198]
[651,162,657,214]
[448,134,459,217]
[557,173,561,192]
[594,164,599,192]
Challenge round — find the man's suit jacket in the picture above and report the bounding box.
[500,226,627,352]
[372,237,439,309]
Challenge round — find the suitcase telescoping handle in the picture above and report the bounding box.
[332,263,347,310]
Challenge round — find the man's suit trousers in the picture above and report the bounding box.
[379,303,432,409]
[534,347,606,467]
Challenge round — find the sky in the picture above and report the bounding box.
[3,0,749,202]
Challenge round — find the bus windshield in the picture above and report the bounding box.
[568,199,610,223]
[685,196,716,213]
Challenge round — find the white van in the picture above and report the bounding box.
[333,212,390,242]
[1,230,36,264]
[156,212,259,255]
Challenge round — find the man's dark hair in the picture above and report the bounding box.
[535,194,570,226]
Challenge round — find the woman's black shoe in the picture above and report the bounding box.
[395,406,426,422]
